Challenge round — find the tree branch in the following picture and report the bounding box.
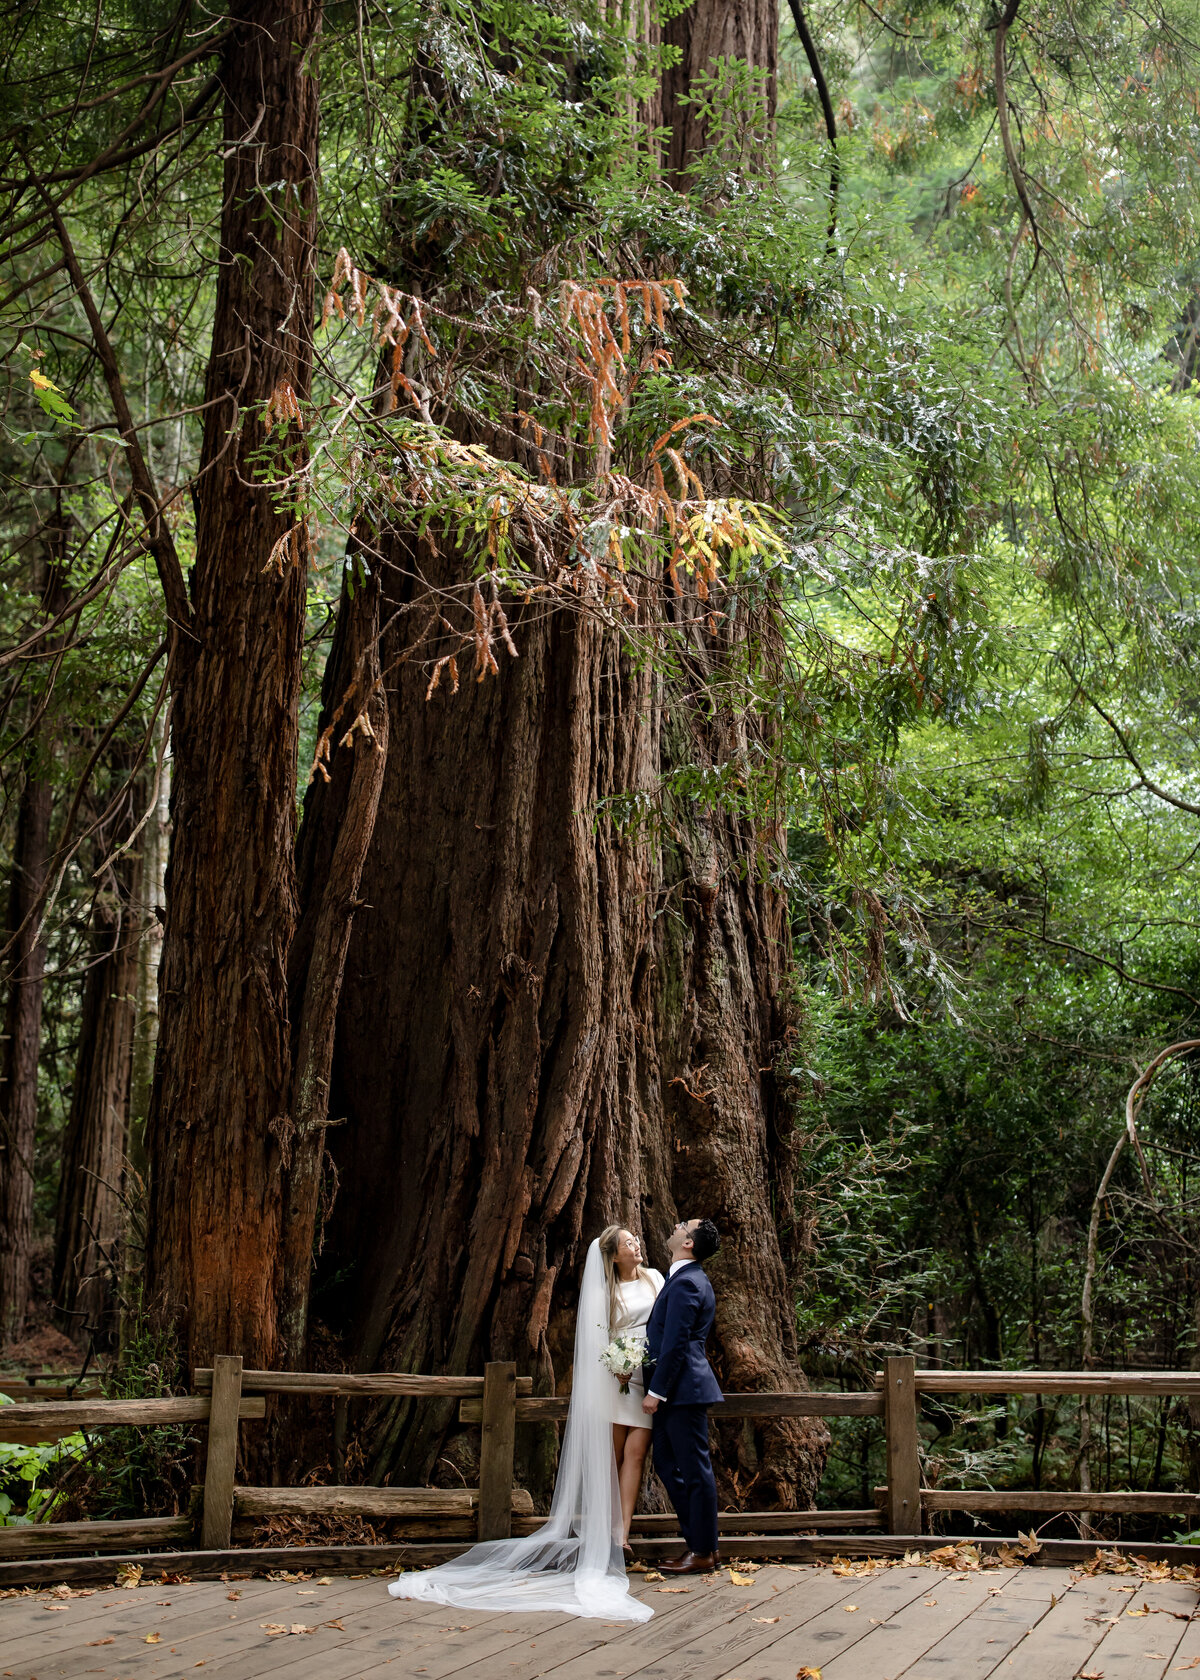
[1079,687,1200,817]
[39,198,193,644]
[992,1,1041,254]
[786,0,840,248]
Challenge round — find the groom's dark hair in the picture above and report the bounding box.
[691,1219,721,1264]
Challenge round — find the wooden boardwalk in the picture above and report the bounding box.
[2,1559,1198,1680]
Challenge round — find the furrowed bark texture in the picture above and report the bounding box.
[0,758,52,1343]
[300,540,825,1507]
[660,0,778,182]
[145,0,319,1374]
[53,812,142,1344]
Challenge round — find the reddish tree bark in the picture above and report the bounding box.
[300,538,826,1506]
[296,0,824,1509]
[0,756,52,1344]
[661,0,778,183]
[53,816,142,1344]
[145,0,320,1375]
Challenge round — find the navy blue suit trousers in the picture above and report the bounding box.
[651,1403,718,1556]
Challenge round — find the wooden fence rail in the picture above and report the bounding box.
[6,1354,1200,1561]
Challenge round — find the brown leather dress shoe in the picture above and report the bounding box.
[659,1550,719,1574]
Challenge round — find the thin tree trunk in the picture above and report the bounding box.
[0,759,52,1343]
[53,803,142,1346]
[145,0,320,1375]
[280,561,389,1365]
[128,723,169,1179]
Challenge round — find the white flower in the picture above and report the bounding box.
[600,1332,648,1394]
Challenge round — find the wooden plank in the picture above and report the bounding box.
[201,1352,243,1550]
[816,1568,1010,1680]
[0,1514,191,1557]
[612,1563,943,1680]
[0,1393,265,1434]
[983,1573,1114,1680]
[458,1389,884,1424]
[486,1562,839,1680]
[1084,1576,1198,1679]
[884,1353,922,1535]
[0,1380,101,1400]
[920,1487,1200,1515]
[907,1369,1200,1396]
[7,1531,1200,1591]
[231,1483,535,1517]
[193,1368,533,1396]
[477,1359,516,1541]
[629,1509,884,1532]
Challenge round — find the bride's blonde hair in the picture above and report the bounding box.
[598,1225,659,1334]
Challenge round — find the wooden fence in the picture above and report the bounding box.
[4,1353,1200,1561]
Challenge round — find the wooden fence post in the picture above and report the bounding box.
[884,1354,921,1535]
[477,1360,517,1541]
[201,1354,243,1551]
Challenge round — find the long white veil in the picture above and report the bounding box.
[388,1239,652,1621]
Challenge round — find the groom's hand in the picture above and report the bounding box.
[642,1394,660,1415]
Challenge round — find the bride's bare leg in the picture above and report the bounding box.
[617,1425,652,1544]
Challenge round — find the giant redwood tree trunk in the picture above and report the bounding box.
[53,817,142,1345]
[300,533,826,1506]
[145,0,320,1374]
[295,0,825,1508]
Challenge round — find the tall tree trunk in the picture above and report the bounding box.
[301,537,826,1506]
[297,0,824,1507]
[0,540,67,1345]
[53,801,142,1346]
[0,757,52,1344]
[145,0,320,1375]
[280,559,389,1365]
[660,0,778,183]
[128,726,169,1177]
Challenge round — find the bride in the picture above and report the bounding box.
[388,1229,660,1621]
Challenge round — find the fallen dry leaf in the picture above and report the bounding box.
[657,1586,692,1594]
[1173,1659,1200,1671]
[115,1563,143,1589]
[261,1623,288,1636]
[754,1616,780,1624]
[289,1623,317,1635]
[1077,1671,1104,1679]
[227,1590,242,1601]
[843,1603,859,1613]
[86,1638,115,1647]
[1127,1603,1151,1617]
[728,1570,755,1585]
[642,1571,663,1582]
[316,1576,333,1585]
[160,1570,191,1584]
[797,1668,823,1679]
[145,1632,162,1643]
[325,1618,346,1630]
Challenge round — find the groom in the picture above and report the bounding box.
[641,1216,723,1574]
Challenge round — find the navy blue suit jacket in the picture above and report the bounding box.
[642,1261,724,1406]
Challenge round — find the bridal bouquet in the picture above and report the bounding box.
[600,1331,648,1395]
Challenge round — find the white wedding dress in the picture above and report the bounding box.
[388,1239,653,1621]
[611,1270,664,1426]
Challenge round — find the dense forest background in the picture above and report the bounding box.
[1,0,1199,1537]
